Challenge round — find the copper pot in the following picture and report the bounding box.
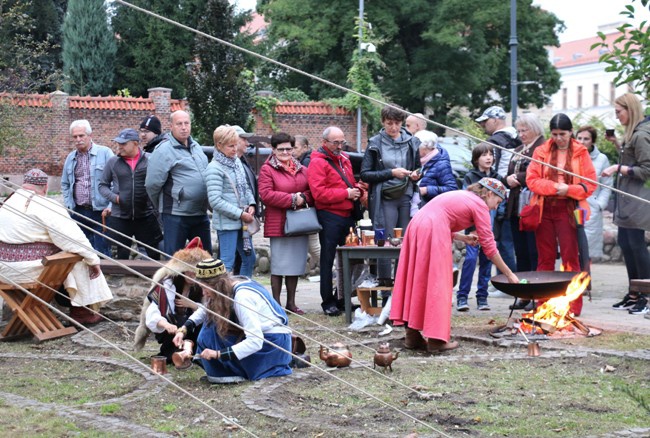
[527,342,541,357]
[151,355,168,374]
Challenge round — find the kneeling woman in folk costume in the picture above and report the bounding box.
[133,237,209,363]
[174,258,292,383]
[390,178,520,352]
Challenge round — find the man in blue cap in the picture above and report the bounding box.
[98,128,162,260]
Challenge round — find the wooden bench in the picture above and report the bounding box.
[630,279,650,295]
[0,252,81,342]
[100,258,161,277]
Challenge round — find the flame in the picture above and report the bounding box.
[526,272,590,330]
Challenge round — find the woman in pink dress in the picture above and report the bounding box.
[390,178,519,352]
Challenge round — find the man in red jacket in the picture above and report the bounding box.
[308,126,363,316]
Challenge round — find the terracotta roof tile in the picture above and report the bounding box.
[275,101,350,116]
[552,31,631,69]
[0,93,52,108]
[170,100,187,111]
[69,96,156,111]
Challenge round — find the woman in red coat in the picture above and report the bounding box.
[526,113,597,316]
[259,133,314,315]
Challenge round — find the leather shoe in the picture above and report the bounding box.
[286,306,305,315]
[426,339,459,353]
[323,305,341,317]
[509,299,532,310]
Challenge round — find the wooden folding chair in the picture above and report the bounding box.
[0,252,81,342]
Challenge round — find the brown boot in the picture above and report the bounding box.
[426,338,459,353]
[70,306,102,325]
[404,327,427,350]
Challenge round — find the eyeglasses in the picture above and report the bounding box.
[276,147,294,153]
[325,140,346,147]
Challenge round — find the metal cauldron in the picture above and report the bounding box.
[491,271,580,301]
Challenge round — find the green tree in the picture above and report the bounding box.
[0,0,63,92]
[111,0,205,98]
[259,0,562,127]
[62,0,116,95]
[592,0,650,101]
[185,0,254,143]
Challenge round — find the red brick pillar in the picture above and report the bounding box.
[148,87,173,131]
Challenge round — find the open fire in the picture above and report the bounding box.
[491,272,601,340]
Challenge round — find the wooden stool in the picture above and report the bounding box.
[356,286,392,316]
[0,252,81,342]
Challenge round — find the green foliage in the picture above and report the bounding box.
[112,0,205,98]
[259,0,562,127]
[162,403,177,413]
[327,15,386,134]
[449,112,488,146]
[62,0,116,95]
[185,0,254,144]
[0,0,63,92]
[592,0,650,101]
[254,94,280,131]
[277,88,310,102]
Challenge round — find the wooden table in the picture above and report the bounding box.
[337,246,401,323]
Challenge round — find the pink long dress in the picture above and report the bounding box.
[390,190,498,342]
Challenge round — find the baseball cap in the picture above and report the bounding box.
[113,128,140,144]
[475,106,506,123]
[232,125,253,138]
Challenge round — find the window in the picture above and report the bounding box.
[577,86,583,108]
[562,88,567,109]
[593,84,599,107]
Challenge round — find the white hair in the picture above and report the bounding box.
[415,130,438,149]
[70,119,92,135]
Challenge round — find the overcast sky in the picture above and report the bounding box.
[232,0,648,43]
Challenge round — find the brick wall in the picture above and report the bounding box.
[0,92,365,191]
[253,102,367,151]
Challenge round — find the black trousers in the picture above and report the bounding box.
[317,210,354,310]
[108,214,163,260]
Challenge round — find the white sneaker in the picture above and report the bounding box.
[488,283,508,298]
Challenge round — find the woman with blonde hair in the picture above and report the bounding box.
[603,93,650,315]
[174,258,292,383]
[204,125,257,277]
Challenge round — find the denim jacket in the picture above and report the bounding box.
[61,143,114,211]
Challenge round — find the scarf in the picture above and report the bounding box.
[213,150,249,206]
[419,148,439,167]
[268,154,300,175]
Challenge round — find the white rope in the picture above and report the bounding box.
[112,0,650,209]
[0,270,260,437]
[0,185,452,435]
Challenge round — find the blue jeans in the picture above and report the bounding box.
[217,229,255,277]
[161,214,212,257]
[495,218,517,274]
[72,206,110,257]
[317,210,354,310]
[457,243,492,300]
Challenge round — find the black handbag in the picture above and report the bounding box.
[381,178,409,200]
[324,155,366,221]
[284,205,322,236]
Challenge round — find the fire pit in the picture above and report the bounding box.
[490,271,602,342]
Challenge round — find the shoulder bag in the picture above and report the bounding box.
[284,203,322,236]
[324,156,365,221]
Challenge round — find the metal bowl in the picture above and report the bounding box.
[490,270,580,300]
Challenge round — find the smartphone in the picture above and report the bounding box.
[605,129,615,137]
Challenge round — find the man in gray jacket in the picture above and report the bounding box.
[145,110,211,255]
[99,128,163,260]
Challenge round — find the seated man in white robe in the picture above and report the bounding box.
[0,169,113,324]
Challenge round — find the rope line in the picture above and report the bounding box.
[111,0,650,209]
[0,270,260,437]
[0,186,452,435]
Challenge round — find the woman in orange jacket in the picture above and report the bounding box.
[526,113,597,315]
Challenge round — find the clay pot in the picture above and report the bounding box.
[319,343,352,368]
[373,342,399,372]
